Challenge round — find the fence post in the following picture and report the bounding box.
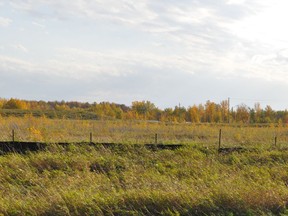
[90,132,93,143]
[155,133,158,144]
[12,130,15,142]
[218,129,222,150]
[274,136,277,147]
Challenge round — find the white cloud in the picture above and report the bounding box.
[55,47,199,75]
[12,44,29,53]
[32,21,45,28]
[8,0,252,29]
[228,1,288,46]
[0,47,195,80]
[165,6,213,24]
[0,17,12,27]
[1,44,288,85]
[4,0,288,101]
[0,56,34,73]
[9,0,156,25]
[226,0,247,5]
[9,1,33,11]
[6,0,262,55]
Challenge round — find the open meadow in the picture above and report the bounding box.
[1,115,288,148]
[1,117,288,215]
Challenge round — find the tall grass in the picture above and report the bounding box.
[0,116,288,149]
[0,144,288,215]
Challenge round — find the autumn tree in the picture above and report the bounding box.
[160,108,175,122]
[235,104,250,123]
[282,111,288,124]
[89,102,124,119]
[204,100,217,123]
[198,104,205,122]
[264,105,274,123]
[220,100,229,123]
[55,104,70,111]
[187,105,200,123]
[0,98,7,109]
[0,97,286,123]
[254,102,262,123]
[172,105,186,122]
[3,98,28,110]
[131,101,157,120]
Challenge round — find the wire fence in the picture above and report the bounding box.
[2,124,288,150]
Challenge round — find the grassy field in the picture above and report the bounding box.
[1,117,288,215]
[1,144,288,215]
[1,116,288,148]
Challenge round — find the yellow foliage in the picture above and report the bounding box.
[28,126,43,141]
[3,98,28,110]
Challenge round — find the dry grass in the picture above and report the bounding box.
[0,116,288,148]
[1,117,288,215]
[0,144,288,215]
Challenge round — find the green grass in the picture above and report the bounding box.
[0,109,99,120]
[1,144,288,215]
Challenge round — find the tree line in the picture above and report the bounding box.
[0,98,288,124]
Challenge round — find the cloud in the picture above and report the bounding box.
[1,43,287,86]
[0,56,35,73]
[32,21,45,28]
[12,44,29,53]
[0,17,12,27]
[62,48,196,78]
[6,0,263,53]
[8,0,256,26]
[5,0,288,94]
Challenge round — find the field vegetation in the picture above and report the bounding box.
[1,98,288,215]
[1,143,288,215]
[1,98,288,124]
[0,115,288,149]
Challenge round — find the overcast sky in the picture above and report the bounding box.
[1,0,288,110]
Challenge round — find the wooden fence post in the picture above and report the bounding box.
[155,133,158,144]
[218,129,222,150]
[90,132,93,143]
[274,136,277,147]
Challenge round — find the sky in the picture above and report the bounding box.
[1,0,288,110]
